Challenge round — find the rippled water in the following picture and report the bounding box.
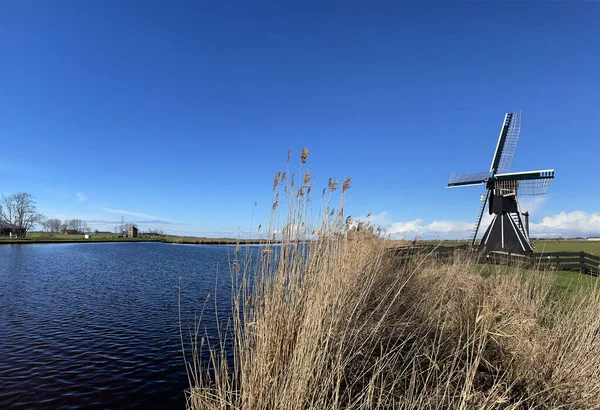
[0,242,236,409]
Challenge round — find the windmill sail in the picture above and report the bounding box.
[447,172,489,188]
[471,190,490,246]
[495,169,554,195]
[495,169,555,181]
[490,111,521,174]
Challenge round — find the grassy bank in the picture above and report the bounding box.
[0,233,270,245]
[182,151,600,410]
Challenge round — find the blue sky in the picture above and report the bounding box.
[1,1,598,238]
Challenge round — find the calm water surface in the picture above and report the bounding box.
[0,242,236,409]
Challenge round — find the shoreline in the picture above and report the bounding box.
[0,238,271,246]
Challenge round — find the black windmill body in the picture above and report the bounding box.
[447,112,554,254]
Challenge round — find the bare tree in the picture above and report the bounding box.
[0,193,45,238]
[46,218,62,233]
[67,218,83,233]
[39,215,47,232]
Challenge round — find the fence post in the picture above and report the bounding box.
[530,252,534,269]
[580,251,585,275]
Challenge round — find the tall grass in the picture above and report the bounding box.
[182,150,600,409]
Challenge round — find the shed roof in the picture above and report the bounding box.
[0,221,19,229]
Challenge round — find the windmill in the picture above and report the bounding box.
[447,111,554,254]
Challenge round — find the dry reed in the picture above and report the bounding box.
[182,151,600,410]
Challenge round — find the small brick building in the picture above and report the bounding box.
[127,225,139,238]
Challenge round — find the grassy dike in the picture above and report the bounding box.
[181,150,600,410]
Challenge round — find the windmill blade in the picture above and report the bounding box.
[495,169,555,195]
[447,172,489,188]
[490,111,521,174]
[471,190,490,246]
[495,169,554,181]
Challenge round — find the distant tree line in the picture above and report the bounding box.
[42,218,91,234]
[1,192,166,239]
[144,228,165,236]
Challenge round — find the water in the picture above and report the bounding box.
[0,242,238,409]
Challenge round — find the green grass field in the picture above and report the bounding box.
[529,241,600,292]
[554,268,598,293]
[532,239,600,255]
[525,240,599,294]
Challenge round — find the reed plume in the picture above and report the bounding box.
[301,147,310,163]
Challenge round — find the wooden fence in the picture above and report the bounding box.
[533,251,600,276]
[387,245,600,276]
[386,244,471,265]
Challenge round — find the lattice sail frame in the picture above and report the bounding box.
[447,172,489,187]
[495,111,521,173]
[495,178,553,196]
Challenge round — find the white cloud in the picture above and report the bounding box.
[358,210,600,240]
[103,208,164,221]
[531,211,600,237]
[359,212,474,240]
[75,192,87,202]
[517,196,547,216]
